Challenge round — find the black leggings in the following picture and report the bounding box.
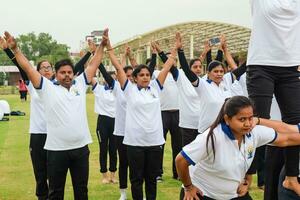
[115,135,128,189]
[179,188,252,200]
[247,65,300,200]
[96,115,117,173]
[29,134,48,200]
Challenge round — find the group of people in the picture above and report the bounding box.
[0,0,300,200]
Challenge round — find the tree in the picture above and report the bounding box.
[0,32,70,66]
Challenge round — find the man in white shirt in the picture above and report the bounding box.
[2,30,107,200]
[247,0,300,199]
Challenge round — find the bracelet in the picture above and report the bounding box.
[183,183,193,192]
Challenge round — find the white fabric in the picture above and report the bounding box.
[182,124,276,200]
[123,79,165,146]
[176,69,201,129]
[195,73,240,133]
[36,73,92,150]
[247,0,300,66]
[27,82,47,134]
[112,81,127,136]
[93,82,115,118]
[0,100,10,114]
[153,70,179,110]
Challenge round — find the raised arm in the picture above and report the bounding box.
[98,63,114,88]
[148,42,157,75]
[216,35,225,62]
[126,45,138,68]
[153,41,168,63]
[0,39,29,81]
[176,32,198,85]
[74,39,97,76]
[199,40,210,64]
[156,47,177,86]
[3,32,41,88]
[106,34,127,88]
[84,29,106,83]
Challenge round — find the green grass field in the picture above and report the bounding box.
[0,94,263,200]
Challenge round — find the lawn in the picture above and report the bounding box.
[0,94,264,200]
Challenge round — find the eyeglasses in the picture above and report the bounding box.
[39,66,52,71]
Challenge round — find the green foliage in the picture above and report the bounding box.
[0,32,70,66]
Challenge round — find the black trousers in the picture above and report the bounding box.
[47,145,89,200]
[29,134,48,200]
[127,145,162,200]
[179,188,252,200]
[96,115,117,173]
[116,135,128,189]
[181,127,199,147]
[159,110,182,178]
[247,65,300,200]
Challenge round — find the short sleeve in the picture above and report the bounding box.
[75,72,89,92]
[252,125,277,147]
[193,77,207,97]
[35,76,55,101]
[150,79,163,92]
[112,81,122,97]
[181,132,210,165]
[122,79,134,98]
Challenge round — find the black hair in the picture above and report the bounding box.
[189,58,201,68]
[207,60,225,72]
[37,60,52,71]
[206,96,254,160]
[132,64,151,78]
[54,59,74,73]
[123,65,133,73]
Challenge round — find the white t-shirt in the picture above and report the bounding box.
[36,73,92,150]
[92,81,115,118]
[27,82,47,134]
[123,79,165,146]
[247,0,300,66]
[176,69,201,129]
[195,73,240,133]
[153,70,179,111]
[112,81,127,136]
[182,123,277,200]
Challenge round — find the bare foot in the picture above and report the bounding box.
[283,176,300,195]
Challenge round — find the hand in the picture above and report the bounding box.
[124,44,132,57]
[100,28,109,47]
[204,39,211,52]
[220,34,226,50]
[4,31,17,51]
[183,185,203,200]
[0,36,8,49]
[237,180,249,197]
[150,42,158,54]
[175,32,183,50]
[152,41,162,53]
[87,39,97,53]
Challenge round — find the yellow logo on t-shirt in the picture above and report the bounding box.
[247,145,254,159]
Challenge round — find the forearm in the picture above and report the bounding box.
[259,118,299,134]
[224,49,237,70]
[157,56,175,85]
[13,49,41,87]
[175,155,192,187]
[231,62,246,80]
[4,48,29,81]
[178,49,198,83]
[74,51,92,76]
[99,63,114,87]
[206,50,212,66]
[216,49,223,62]
[158,51,168,63]
[85,45,104,83]
[148,53,157,75]
[108,50,127,87]
[128,55,138,68]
